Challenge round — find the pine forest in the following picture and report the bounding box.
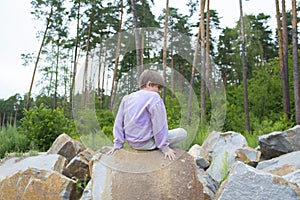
[0,0,299,157]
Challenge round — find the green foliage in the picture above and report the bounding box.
[79,131,110,151]
[191,127,210,147]
[220,151,230,184]
[242,131,259,148]
[74,108,100,137]
[0,125,29,159]
[74,108,114,151]
[96,109,114,138]
[75,174,90,197]
[222,55,296,148]
[251,115,294,135]
[19,104,73,151]
[224,86,246,132]
[165,95,181,129]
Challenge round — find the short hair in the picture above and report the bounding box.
[138,70,166,88]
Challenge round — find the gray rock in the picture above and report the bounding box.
[188,144,210,169]
[235,145,261,167]
[216,162,300,200]
[47,133,86,162]
[196,167,219,200]
[0,154,67,181]
[199,131,220,161]
[63,148,94,181]
[188,144,202,158]
[256,151,300,176]
[205,131,248,183]
[196,157,210,169]
[258,125,300,159]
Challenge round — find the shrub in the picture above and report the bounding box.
[19,104,71,151]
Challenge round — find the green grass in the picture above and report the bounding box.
[0,125,30,159]
[243,131,259,148]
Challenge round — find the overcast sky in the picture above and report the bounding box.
[0,0,293,100]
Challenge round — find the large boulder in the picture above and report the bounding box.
[215,162,300,200]
[0,154,67,181]
[0,168,79,200]
[258,125,300,159]
[203,131,248,183]
[85,148,204,200]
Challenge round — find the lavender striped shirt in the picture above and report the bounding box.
[113,90,170,153]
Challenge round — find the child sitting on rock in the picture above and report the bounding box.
[107,69,187,160]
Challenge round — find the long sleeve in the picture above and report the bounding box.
[149,100,170,153]
[113,98,126,149]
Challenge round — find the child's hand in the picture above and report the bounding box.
[163,148,176,160]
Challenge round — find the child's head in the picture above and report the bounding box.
[138,70,165,89]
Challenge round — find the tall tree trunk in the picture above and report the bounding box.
[170,52,175,98]
[141,28,145,71]
[162,0,169,102]
[62,50,70,107]
[292,0,300,124]
[2,113,5,127]
[48,46,55,97]
[54,37,60,109]
[239,0,250,132]
[97,37,103,98]
[26,7,53,110]
[70,1,81,106]
[82,4,94,107]
[222,64,228,91]
[200,0,206,126]
[141,1,146,70]
[205,0,210,83]
[131,0,142,78]
[110,0,124,109]
[102,46,108,109]
[14,105,18,126]
[9,112,12,126]
[187,0,204,123]
[275,0,285,115]
[281,0,291,118]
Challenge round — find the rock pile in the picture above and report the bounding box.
[188,125,300,200]
[0,125,300,199]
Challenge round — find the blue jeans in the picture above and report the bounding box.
[133,128,187,150]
